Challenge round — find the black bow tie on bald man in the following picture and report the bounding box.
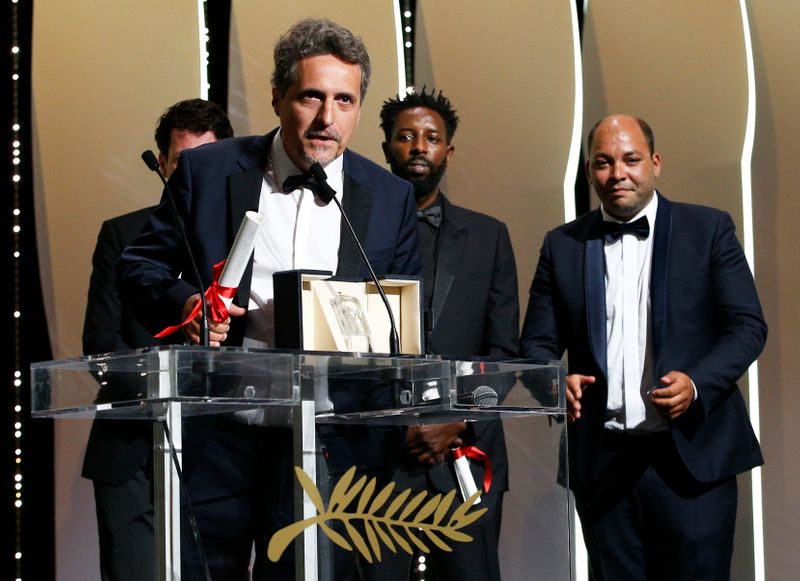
[602,215,650,242]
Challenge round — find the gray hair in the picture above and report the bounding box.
[272,18,371,102]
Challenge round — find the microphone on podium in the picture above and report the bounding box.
[396,381,499,408]
[141,150,210,346]
[308,162,401,355]
[459,384,499,407]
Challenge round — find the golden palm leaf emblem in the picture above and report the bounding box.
[268,465,487,563]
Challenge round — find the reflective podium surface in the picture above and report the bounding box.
[32,347,573,580]
[32,346,564,420]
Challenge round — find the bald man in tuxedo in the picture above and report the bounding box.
[521,114,766,580]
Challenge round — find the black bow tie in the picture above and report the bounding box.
[417,205,442,229]
[602,216,650,242]
[282,173,315,192]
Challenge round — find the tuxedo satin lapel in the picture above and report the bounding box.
[585,213,608,378]
[228,167,264,304]
[431,218,467,328]
[650,193,672,363]
[337,173,372,277]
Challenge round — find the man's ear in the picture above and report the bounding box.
[381,142,391,164]
[158,153,168,177]
[271,87,281,115]
[446,143,455,165]
[652,152,662,178]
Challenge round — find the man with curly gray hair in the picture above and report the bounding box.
[272,18,371,101]
[118,17,421,580]
[264,18,372,172]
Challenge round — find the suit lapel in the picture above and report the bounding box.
[228,168,263,233]
[584,211,608,378]
[336,169,373,277]
[227,135,272,304]
[431,198,467,328]
[650,193,672,363]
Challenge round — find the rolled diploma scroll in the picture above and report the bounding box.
[453,452,481,505]
[217,211,265,307]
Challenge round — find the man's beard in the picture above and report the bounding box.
[390,156,447,201]
[301,129,342,168]
[302,150,334,168]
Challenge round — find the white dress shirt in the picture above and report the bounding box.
[602,193,666,432]
[242,130,344,348]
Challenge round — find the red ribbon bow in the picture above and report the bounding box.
[154,260,237,339]
[452,445,492,493]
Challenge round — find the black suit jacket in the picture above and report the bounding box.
[395,196,519,494]
[116,131,422,500]
[119,131,421,338]
[82,206,159,485]
[520,193,766,505]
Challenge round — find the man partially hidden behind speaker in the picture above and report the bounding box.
[117,18,421,580]
[376,88,520,581]
[81,98,233,581]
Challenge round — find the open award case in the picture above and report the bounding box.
[273,269,423,355]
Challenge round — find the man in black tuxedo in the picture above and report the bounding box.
[520,114,767,580]
[118,18,421,580]
[377,88,519,580]
[81,98,233,581]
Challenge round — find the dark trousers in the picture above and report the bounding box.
[94,418,402,580]
[180,419,275,580]
[361,491,503,581]
[429,491,503,581]
[579,432,738,581]
[91,417,266,581]
[252,425,402,581]
[187,422,400,580]
[93,468,155,581]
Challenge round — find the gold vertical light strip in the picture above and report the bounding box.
[198,0,209,98]
[10,0,24,579]
[397,6,421,576]
[392,0,408,96]
[736,1,764,579]
[564,0,584,230]
[572,1,589,578]
[400,7,422,578]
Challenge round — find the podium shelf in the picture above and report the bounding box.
[31,347,565,423]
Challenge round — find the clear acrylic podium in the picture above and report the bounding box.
[31,346,572,580]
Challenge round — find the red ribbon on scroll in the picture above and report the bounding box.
[154,260,237,338]
[452,445,493,493]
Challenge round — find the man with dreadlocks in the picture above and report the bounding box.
[378,88,519,580]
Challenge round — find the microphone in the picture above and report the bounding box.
[395,382,498,408]
[458,385,499,407]
[141,149,160,172]
[141,150,210,346]
[308,162,401,355]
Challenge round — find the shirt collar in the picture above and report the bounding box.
[600,190,658,226]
